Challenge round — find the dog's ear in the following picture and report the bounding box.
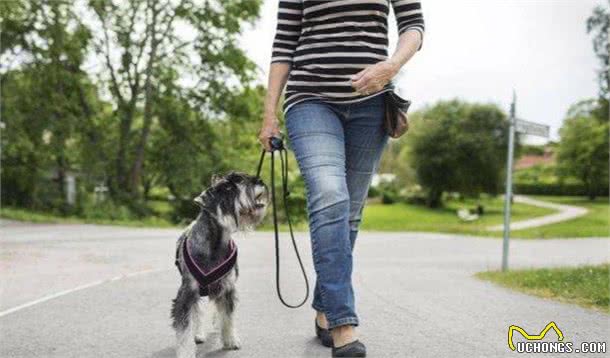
[210,173,224,186]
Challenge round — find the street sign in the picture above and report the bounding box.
[515,119,550,138]
[501,92,550,272]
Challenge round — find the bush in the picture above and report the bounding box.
[170,198,200,224]
[367,185,380,198]
[253,174,309,226]
[400,184,428,205]
[285,192,308,224]
[376,181,400,204]
[80,197,137,221]
[514,183,609,197]
[381,191,397,204]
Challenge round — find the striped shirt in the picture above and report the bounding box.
[271,0,425,113]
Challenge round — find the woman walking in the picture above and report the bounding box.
[259,1,424,356]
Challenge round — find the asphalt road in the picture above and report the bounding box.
[0,221,608,358]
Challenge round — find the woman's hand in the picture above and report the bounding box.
[351,30,422,96]
[258,112,282,152]
[351,60,400,96]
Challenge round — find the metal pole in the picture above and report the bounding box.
[501,91,516,272]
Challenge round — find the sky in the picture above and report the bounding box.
[239,0,603,142]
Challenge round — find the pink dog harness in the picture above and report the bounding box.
[181,237,238,296]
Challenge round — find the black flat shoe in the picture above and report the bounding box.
[315,319,333,348]
[332,340,366,357]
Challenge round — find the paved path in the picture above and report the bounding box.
[487,195,589,231]
[0,223,608,357]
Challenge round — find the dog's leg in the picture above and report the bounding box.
[194,296,208,344]
[215,286,240,350]
[172,282,199,358]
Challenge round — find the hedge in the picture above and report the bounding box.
[514,183,609,197]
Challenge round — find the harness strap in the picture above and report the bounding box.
[256,140,310,309]
[182,237,238,296]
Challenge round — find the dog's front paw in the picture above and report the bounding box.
[222,335,241,350]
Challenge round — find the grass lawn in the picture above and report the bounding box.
[476,264,610,312]
[357,196,555,236]
[0,206,174,228]
[509,196,609,239]
[3,195,607,239]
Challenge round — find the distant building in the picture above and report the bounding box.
[515,147,555,170]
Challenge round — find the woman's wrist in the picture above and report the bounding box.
[263,97,278,117]
[263,106,277,118]
[386,58,402,76]
[263,111,279,125]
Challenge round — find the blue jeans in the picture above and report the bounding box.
[285,94,389,329]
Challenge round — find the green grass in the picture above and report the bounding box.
[476,264,610,312]
[508,196,609,239]
[261,196,555,235]
[0,206,174,228]
[357,196,554,236]
[3,195,607,239]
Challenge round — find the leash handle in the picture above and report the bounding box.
[255,135,283,178]
[258,136,310,309]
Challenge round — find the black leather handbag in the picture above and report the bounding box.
[383,90,412,138]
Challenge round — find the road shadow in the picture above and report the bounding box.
[151,332,236,358]
[150,335,326,357]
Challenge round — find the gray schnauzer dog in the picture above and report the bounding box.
[171,171,269,358]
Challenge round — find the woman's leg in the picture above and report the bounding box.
[324,95,388,349]
[344,94,389,249]
[285,100,359,330]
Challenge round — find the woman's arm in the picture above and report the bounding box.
[352,0,425,95]
[259,63,290,151]
[259,0,302,151]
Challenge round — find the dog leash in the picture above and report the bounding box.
[255,136,310,309]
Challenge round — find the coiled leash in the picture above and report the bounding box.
[255,135,310,309]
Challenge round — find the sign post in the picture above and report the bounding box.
[501,92,550,272]
[501,93,516,272]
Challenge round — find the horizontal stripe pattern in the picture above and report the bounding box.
[270,0,425,113]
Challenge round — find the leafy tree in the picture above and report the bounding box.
[408,100,510,207]
[1,0,262,220]
[87,0,261,199]
[378,131,418,188]
[557,101,609,200]
[587,0,610,120]
[1,1,98,210]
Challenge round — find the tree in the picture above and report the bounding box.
[1,1,99,210]
[87,0,261,200]
[557,101,609,200]
[408,100,510,207]
[1,0,263,220]
[378,134,417,188]
[587,0,610,119]
[556,4,610,201]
